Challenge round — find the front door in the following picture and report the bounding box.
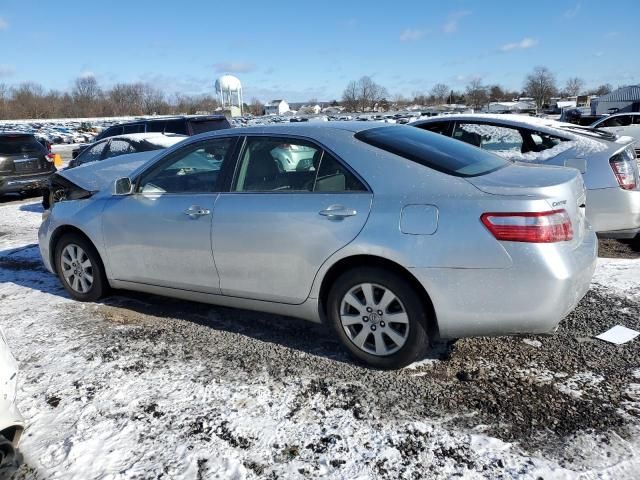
[102,137,236,293]
[212,136,372,304]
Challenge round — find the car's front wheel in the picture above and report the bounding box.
[327,267,431,369]
[54,233,107,302]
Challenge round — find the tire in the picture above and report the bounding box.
[0,434,18,476]
[54,233,108,302]
[327,266,431,369]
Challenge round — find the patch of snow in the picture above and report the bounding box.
[593,258,640,302]
[556,372,605,399]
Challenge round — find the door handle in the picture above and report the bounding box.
[319,204,357,219]
[184,205,211,219]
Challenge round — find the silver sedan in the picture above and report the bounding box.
[39,123,597,369]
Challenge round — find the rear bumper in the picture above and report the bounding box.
[0,171,53,194]
[411,228,598,339]
[587,187,640,237]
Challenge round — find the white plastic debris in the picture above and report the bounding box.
[595,325,640,345]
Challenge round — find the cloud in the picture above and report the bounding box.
[442,10,471,33]
[564,3,581,18]
[399,28,428,42]
[0,17,7,30]
[213,62,256,74]
[499,37,538,52]
[0,64,15,77]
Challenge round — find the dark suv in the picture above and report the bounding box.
[73,115,232,158]
[0,132,56,196]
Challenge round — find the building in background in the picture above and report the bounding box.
[264,100,290,115]
[592,85,640,115]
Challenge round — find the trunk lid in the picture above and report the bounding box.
[466,162,588,244]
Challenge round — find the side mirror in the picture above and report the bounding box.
[114,177,133,196]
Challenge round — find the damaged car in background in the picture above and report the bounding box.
[0,328,24,475]
[43,133,187,209]
[39,123,597,369]
[412,114,640,241]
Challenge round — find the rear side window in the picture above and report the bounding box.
[76,141,106,165]
[453,123,524,153]
[0,135,46,155]
[190,118,231,135]
[415,121,450,136]
[146,121,167,133]
[355,126,509,177]
[104,139,134,159]
[164,119,188,135]
[102,126,123,138]
[123,124,145,134]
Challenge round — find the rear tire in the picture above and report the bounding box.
[327,266,431,369]
[54,233,108,302]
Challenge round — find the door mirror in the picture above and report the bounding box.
[114,177,133,195]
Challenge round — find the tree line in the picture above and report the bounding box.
[0,76,222,120]
[341,67,615,112]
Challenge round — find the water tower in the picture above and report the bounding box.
[215,74,243,117]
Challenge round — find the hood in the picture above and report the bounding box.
[59,150,159,192]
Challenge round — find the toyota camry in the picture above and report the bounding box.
[39,123,597,369]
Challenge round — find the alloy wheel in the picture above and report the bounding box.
[60,243,94,294]
[339,283,410,356]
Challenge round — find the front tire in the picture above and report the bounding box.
[54,233,107,302]
[327,267,431,369]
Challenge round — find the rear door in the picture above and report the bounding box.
[0,134,51,176]
[102,137,237,293]
[212,135,372,304]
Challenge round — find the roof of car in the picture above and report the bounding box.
[111,115,229,127]
[215,121,399,136]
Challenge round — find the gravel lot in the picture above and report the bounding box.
[1,199,639,479]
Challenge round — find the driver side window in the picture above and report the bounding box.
[138,137,234,194]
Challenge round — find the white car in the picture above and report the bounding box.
[0,328,24,472]
[591,113,640,155]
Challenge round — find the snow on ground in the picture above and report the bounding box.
[1,198,640,479]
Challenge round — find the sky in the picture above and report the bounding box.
[0,0,638,103]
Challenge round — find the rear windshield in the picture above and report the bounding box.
[0,135,46,155]
[190,118,231,135]
[355,126,509,177]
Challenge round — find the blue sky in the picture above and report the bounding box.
[0,0,638,102]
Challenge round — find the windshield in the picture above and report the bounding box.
[355,126,510,177]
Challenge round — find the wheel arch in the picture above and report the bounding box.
[49,224,105,276]
[317,254,439,337]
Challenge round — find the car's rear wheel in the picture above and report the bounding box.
[54,233,107,302]
[0,434,17,475]
[327,267,431,369]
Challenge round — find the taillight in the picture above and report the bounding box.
[481,210,573,243]
[46,153,55,163]
[610,150,638,190]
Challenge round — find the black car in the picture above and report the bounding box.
[72,115,232,158]
[0,132,56,196]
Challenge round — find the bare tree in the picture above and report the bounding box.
[524,66,557,108]
[465,78,488,109]
[341,80,359,112]
[589,83,613,96]
[72,76,102,117]
[430,83,449,104]
[355,76,388,111]
[248,97,264,116]
[565,77,585,97]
